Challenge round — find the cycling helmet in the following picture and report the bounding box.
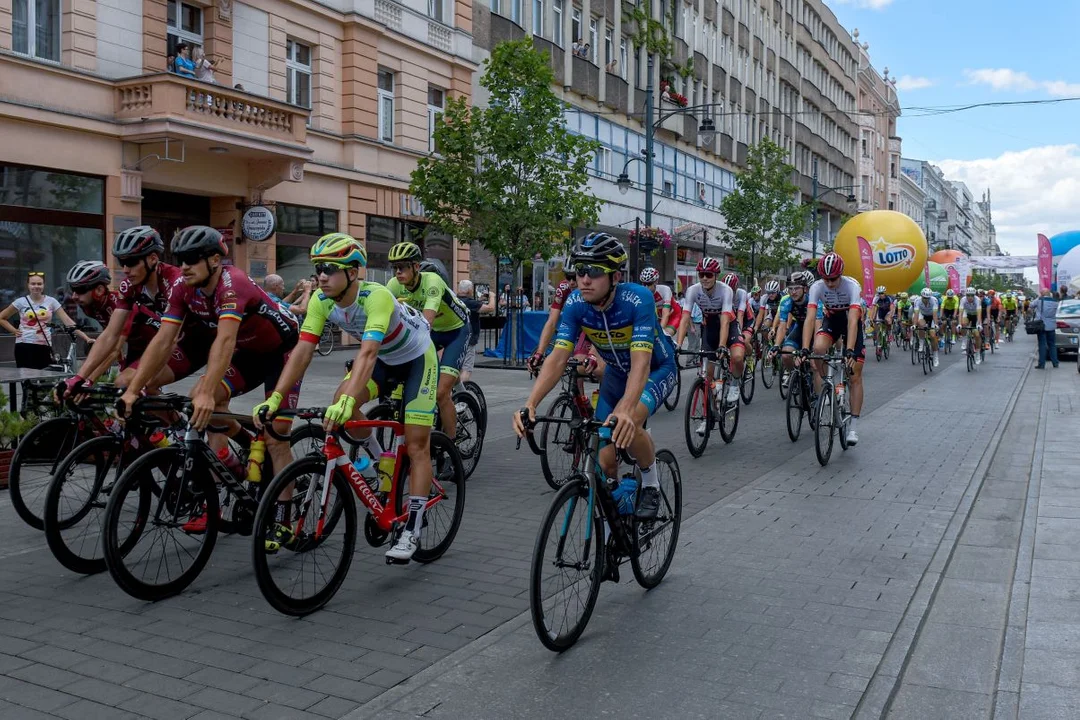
[310,233,367,267]
[921,288,932,298]
[562,258,575,277]
[639,267,660,284]
[570,232,628,272]
[764,280,781,294]
[965,287,976,295]
[388,241,422,264]
[876,285,887,294]
[113,225,164,260]
[721,272,739,290]
[171,225,227,258]
[751,285,761,294]
[790,270,813,286]
[697,257,722,274]
[977,288,985,295]
[899,292,909,300]
[66,261,111,290]
[946,289,955,297]
[987,289,996,296]
[817,252,844,279]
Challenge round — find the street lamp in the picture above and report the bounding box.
[810,157,859,258]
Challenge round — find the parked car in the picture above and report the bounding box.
[1054,299,1080,357]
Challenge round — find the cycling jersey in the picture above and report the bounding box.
[873,294,894,317]
[913,297,939,317]
[82,291,118,329]
[163,265,298,353]
[683,282,738,322]
[387,271,469,333]
[300,282,431,364]
[116,263,183,315]
[778,294,823,325]
[747,294,761,316]
[1002,298,1018,311]
[763,293,781,320]
[941,296,960,311]
[550,280,574,311]
[806,277,863,316]
[554,283,673,375]
[961,297,981,315]
[652,283,682,329]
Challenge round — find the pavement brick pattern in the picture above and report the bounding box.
[0,341,1055,719]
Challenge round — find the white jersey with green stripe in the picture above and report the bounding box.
[300,281,431,364]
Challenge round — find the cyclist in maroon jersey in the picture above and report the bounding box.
[526,259,606,379]
[58,227,207,400]
[118,226,300,478]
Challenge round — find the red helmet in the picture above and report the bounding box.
[697,257,722,273]
[721,272,739,289]
[817,252,844,279]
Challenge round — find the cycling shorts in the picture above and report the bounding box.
[964,313,980,328]
[594,358,678,422]
[365,344,440,427]
[782,321,804,350]
[916,313,936,326]
[1005,308,1017,317]
[876,307,892,322]
[990,308,1000,321]
[943,309,956,319]
[222,350,301,411]
[125,339,208,380]
[431,325,471,378]
[461,344,476,375]
[816,312,866,363]
[702,319,745,352]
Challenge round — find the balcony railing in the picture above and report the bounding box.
[115,74,309,146]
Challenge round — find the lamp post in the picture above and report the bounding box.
[809,157,858,258]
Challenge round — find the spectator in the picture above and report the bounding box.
[606,59,618,73]
[582,43,591,61]
[572,39,582,56]
[263,274,311,316]
[0,272,85,368]
[166,52,176,73]
[533,291,544,311]
[1034,288,1060,369]
[457,279,495,382]
[234,83,245,92]
[173,43,197,78]
[193,47,216,83]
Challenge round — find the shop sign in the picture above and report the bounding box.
[400,195,426,218]
[241,206,275,242]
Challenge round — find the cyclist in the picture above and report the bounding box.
[987,290,1003,345]
[751,280,783,342]
[871,286,895,348]
[675,260,746,434]
[976,290,991,349]
[1002,292,1018,337]
[386,242,470,440]
[800,252,864,446]
[775,271,819,381]
[912,288,941,367]
[118,226,300,492]
[527,259,605,380]
[512,233,676,520]
[253,233,438,563]
[62,261,118,381]
[59,226,205,399]
[941,289,960,344]
[959,287,983,364]
[895,292,913,343]
[640,267,682,338]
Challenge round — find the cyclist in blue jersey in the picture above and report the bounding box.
[512,232,676,520]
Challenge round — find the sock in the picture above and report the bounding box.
[640,462,659,489]
[405,495,425,534]
[848,415,859,432]
[363,432,382,457]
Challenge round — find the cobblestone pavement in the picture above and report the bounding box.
[0,340,1056,719]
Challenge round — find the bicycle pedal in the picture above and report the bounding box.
[386,556,411,566]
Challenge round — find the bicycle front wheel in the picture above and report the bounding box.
[252,455,356,616]
[317,326,334,356]
[631,449,682,589]
[760,352,777,389]
[740,362,755,405]
[540,394,579,489]
[529,476,604,652]
[10,416,85,530]
[814,387,835,467]
[683,377,710,457]
[719,376,740,444]
[785,369,804,442]
[461,380,488,433]
[102,446,218,601]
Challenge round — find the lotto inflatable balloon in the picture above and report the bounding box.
[905,261,948,294]
[833,211,928,295]
[1050,231,1080,259]
[1056,245,1080,291]
[930,249,966,266]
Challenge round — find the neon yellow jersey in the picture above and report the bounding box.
[386,272,468,333]
[941,297,960,311]
[300,282,431,364]
[1002,297,1017,310]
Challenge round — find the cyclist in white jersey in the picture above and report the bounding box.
[800,252,865,446]
[912,288,941,367]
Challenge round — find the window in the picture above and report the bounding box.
[378,69,395,143]
[166,0,203,56]
[589,18,597,62]
[595,146,612,176]
[490,0,501,13]
[604,27,612,68]
[428,87,445,153]
[285,40,312,109]
[12,0,60,61]
[696,181,707,204]
[619,38,627,79]
[428,0,446,22]
[553,0,563,46]
[533,0,543,35]
[571,8,581,46]
[663,180,673,197]
[510,0,522,25]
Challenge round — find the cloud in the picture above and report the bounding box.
[963,68,1080,97]
[894,75,934,91]
[934,145,1080,257]
[826,0,894,8]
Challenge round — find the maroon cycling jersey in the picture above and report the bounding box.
[116,263,184,315]
[82,291,118,328]
[551,280,573,311]
[162,265,297,353]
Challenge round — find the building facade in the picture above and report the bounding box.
[471,0,859,287]
[0,0,477,299]
[901,158,958,253]
[898,170,924,230]
[851,29,900,215]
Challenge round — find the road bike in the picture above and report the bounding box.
[912,323,935,375]
[784,357,818,443]
[760,344,782,394]
[535,357,598,490]
[740,331,758,405]
[317,323,336,356]
[809,348,853,467]
[252,408,465,615]
[519,412,681,651]
[679,348,739,457]
[874,320,891,362]
[942,319,955,354]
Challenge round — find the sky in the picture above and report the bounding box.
[823,0,1080,259]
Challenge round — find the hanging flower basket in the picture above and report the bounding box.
[629,226,672,252]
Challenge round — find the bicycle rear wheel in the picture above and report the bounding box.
[814,388,834,467]
[683,377,710,457]
[760,352,777,389]
[631,449,681,589]
[740,361,755,405]
[102,446,218,601]
[462,380,488,433]
[252,455,356,616]
[43,435,125,575]
[410,432,466,563]
[9,416,85,530]
[452,391,484,481]
[529,476,603,652]
[785,369,804,442]
[718,376,740,444]
[540,394,579,489]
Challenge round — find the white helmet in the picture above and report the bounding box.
[876,285,886,294]
[764,280,781,294]
[946,289,955,297]
[965,286,976,295]
[921,288,932,298]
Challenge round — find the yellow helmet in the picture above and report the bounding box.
[388,241,422,264]
[310,233,367,267]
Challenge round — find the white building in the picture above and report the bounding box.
[898,171,924,230]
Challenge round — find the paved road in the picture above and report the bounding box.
[0,339,1042,719]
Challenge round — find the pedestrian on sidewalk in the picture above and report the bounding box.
[1034,289,1060,368]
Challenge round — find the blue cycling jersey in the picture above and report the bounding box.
[554,283,673,374]
[778,294,823,324]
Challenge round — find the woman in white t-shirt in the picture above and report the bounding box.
[0,272,83,368]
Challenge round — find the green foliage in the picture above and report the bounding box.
[720,138,811,276]
[409,40,601,270]
[971,270,1019,293]
[623,2,672,58]
[677,57,694,80]
[0,390,36,449]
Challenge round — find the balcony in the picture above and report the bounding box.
[658,98,685,136]
[570,56,600,100]
[115,74,310,159]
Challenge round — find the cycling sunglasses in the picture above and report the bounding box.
[314,263,348,276]
[174,251,208,266]
[117,257,143,268]
[575,265,612,279]
[391,263,416,274]
[698,272,715,279]
[27,271,45,278]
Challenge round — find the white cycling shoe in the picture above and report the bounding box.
[846,429,859,446]
[725,385,740,404]
[386,530,419,564]
[695,421,708,436]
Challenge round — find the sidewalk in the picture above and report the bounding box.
[352,342,1038,720]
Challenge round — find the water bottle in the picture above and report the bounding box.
[351,455,380,491]
[939,337,945,350]
[376,451,397,492]
[246,439,265,482]
[148,431,171,449]
[611,476,639,516]
[217,445,245,478]
[590,389,599,410]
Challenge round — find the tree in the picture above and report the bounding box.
[971,270,1020,293]
[409,40,601,273]
[719,138,811,280]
